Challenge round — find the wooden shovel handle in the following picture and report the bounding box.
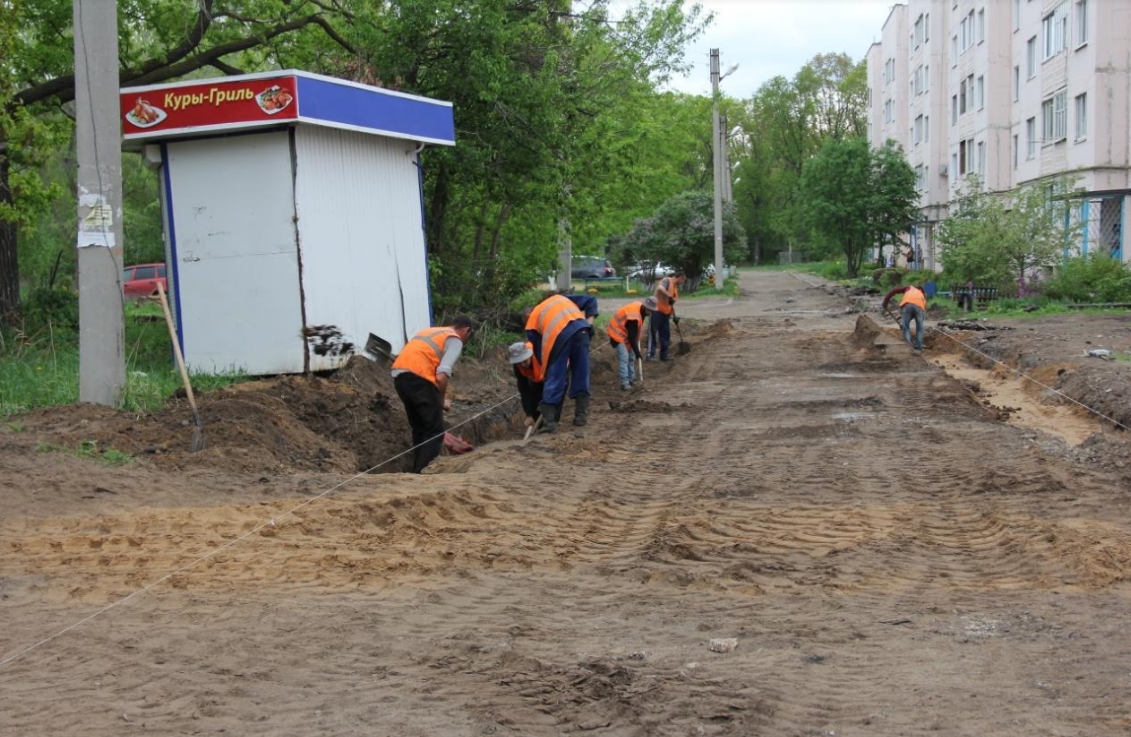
[156,282,199,415]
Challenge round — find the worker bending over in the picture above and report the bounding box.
[507,341,543,430]
[608,297,656,390]
[881,284,927,351]
[649,271,686,361]
[391,315,475,472]
[526,293,592,431]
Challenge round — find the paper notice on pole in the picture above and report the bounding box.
[77,200,116,248]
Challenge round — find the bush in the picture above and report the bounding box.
[22,287,79,332]
[871,267,906,287]
[1043,254,1131,303]
[817,261,849,281]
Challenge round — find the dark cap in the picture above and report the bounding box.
[452,314,476,333]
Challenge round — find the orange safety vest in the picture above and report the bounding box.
[900,286,927,310]
[515,341,544,382]
[655,277,678,315]
[525,295,585,369]
[608,302,645,345]
[391,327,459,386]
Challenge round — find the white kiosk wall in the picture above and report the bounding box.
[293,125,432,371]
[165,131,305,375]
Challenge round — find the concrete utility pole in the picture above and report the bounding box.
[74,0,125,405]
[710,50,736,291]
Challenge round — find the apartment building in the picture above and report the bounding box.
[868,5,909,153]
[867,0,1131,269]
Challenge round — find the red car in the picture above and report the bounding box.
[122,263,167,298]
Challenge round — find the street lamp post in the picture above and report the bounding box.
[710,50,737,291]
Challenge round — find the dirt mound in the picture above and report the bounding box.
[10,353,530,476]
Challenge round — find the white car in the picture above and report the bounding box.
[626,261,675,282]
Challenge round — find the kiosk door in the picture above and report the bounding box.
[164,131,304,374]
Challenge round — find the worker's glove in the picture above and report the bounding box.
[672,316,681,325]
[524,416,534,428]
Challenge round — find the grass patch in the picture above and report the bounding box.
[2,301,247,419]
[37,439,133,466]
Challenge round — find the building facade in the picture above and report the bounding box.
[867,0,1131,269]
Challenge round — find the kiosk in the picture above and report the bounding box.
[120,71,456,375]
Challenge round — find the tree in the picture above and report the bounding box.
[1,0,354,323]
[938,177,1081,291]
[800,138,918,278]
[615,190,745,286]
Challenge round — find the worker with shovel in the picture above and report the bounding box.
[649,271,686,361]
[391,315,475,473]
[526,293,592,431]
[507,341,544,431]
[609,297,657,390]
[881,284,927,351]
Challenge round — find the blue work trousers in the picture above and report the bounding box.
[649,312,671,359]
[901,304,925,350]
[614,341,637,388]
[542,329,591,406]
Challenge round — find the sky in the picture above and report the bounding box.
[613,0,897,98]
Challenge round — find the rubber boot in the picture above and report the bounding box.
[572,394,591,427]
[538,403,560,433]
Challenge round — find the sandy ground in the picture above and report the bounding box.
[3,270,1131,736]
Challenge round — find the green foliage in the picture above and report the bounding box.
[22,285,78,331]
[1043,253,1131,303]
[1,302,248,418]
[938,177,1081,290]
[36,439,133,466]
[800,138,918,277]
[730,53,868,264]
[613,190,745,284]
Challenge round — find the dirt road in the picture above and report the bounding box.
[3,270,1131,736]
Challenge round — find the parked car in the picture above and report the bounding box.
[122,262,167,298]
[626,261,675,282]
[571,255,616,280]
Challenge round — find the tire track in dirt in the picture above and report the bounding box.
[5,273,1131,735]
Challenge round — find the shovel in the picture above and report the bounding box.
[156,282,205,453]
[673,316,691,356]
[523,416,543,440]
[363,333,395,365]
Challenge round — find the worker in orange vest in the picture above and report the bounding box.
[608,297,657,390]
[525,293,592,431]
[649,271,686,361]
[507,340,543,429]
[881,284,927,351]
[391,315,475,472]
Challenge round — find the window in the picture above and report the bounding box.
[977,141,986,176]
[1026,117,1037,158]
[913,14,925,48]
[1014,0,1021,31]
[133,266,156,280]
[925,116,930,142]
[1075,0,1088,46]
[959,138,974,175]
[976,75,985,110]
[951,153,958,180]
[960,10,976,50]
[1013,133,1019,168]
[960,79,967,114]
[915,164,925,190]
[1074,93,1087,140]
[925,13,930,41]
[1043,3,1067,60]
[1042,89,1068,142]
[884,58,896,84]
[951,35,959,65]
[951,94,958,125]
[1027,37,1037,78]
[912,65,926,96]
[977,8,986,43]
[1013,66,1020,101]
[914,114,924,145]
[884,99,894,123]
